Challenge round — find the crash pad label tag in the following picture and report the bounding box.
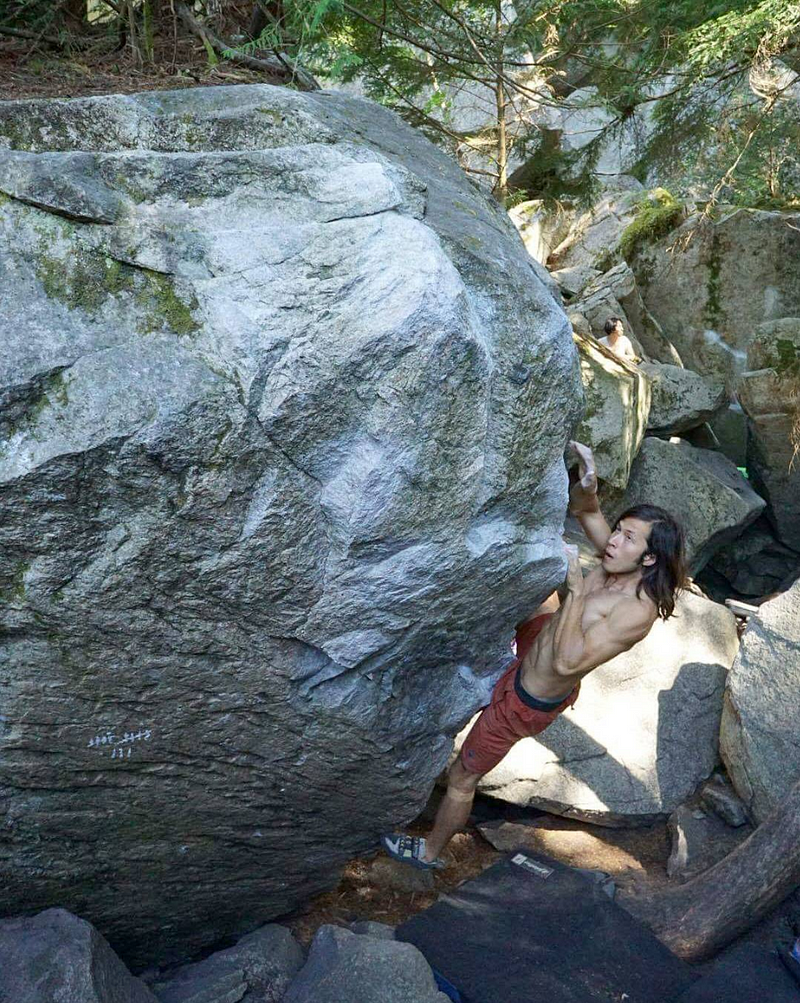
[511,853,553,878]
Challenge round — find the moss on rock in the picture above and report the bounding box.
[34,240,200,337]
[619,188,683,261]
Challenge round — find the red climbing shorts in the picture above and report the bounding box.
[459,613,580,776]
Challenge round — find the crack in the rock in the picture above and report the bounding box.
[0,186,116,225]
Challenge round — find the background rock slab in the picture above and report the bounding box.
[721,579,800,823]
[615,437,765,574]
[0,85,581,968]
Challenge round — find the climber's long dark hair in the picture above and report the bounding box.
[617,504,688,620]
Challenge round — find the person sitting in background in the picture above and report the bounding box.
[598,316,637,362]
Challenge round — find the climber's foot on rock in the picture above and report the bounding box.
[380,833,445,871]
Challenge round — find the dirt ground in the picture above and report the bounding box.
[0,38,266,103]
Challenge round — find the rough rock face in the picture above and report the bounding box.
[548,181,643,273]
[0,86,581,968]
[457,591,738,826]
[738,317,800,550]
[573,331,651,491]
[615,437,765,574]
[0,908,158,1003]
[284,925,448,1003]
[150,924,304,1003]
[641,362,727,435]
[509,199,574,267]
[700,516,800,602]
[631,208,800,390]
[721,579,800,823]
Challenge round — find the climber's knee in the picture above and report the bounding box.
[446,758,481,799]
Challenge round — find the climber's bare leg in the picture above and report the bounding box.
[422,758,482,862]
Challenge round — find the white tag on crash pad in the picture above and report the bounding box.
[511,853,553,878]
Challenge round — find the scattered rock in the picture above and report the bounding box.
[151,924,304,1003]
[283,924,448,1003]
[367,857,435,893]
[666,803,752,883]
[615,437,766,573]
[738,317,800,551]
[699,515,800,602]
[459,590,738,825]
[551,263,601,298]
[641,362,727,435]
[707,402,748,467]
[573,329,651,490]
[0,908,158,1003]
[0,84,581,967]
[700,773,749,828]
[349,921,396,940]
[721,578,800,823]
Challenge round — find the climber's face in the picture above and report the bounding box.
[602,517,655,575]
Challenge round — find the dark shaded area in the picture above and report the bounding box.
[397,850,697,1003]
[673,941,799,1003]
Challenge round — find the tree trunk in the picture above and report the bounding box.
[494,3,507,204]
[632,777,800,961]
[248,1,283,41]
[63,0,87,28]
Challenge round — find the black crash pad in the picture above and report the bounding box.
[396,849,698,1003]
[674,941,800,1003]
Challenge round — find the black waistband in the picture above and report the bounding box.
[514,667,571,711]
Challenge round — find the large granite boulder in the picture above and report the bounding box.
[721,579,800,823]
[641,362,727,435]
[458,591,738,825]
[0,908,157,1003]
[631,208,800,391]
[738,317,800,550]
[573,330,651,491]
[0,86,581,968]
[615,437,766,574]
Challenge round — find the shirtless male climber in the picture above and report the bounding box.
[382,440,687,869]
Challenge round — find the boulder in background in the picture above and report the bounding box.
[573,330,651,491]
[721,579,800,823]
[641,362,726,436]
[615,437,765,573]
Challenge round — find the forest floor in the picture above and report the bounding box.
[0,37,267,102]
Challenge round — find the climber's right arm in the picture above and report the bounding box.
[567,441,612,557]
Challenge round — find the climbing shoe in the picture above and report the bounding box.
[380,833,445,870]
